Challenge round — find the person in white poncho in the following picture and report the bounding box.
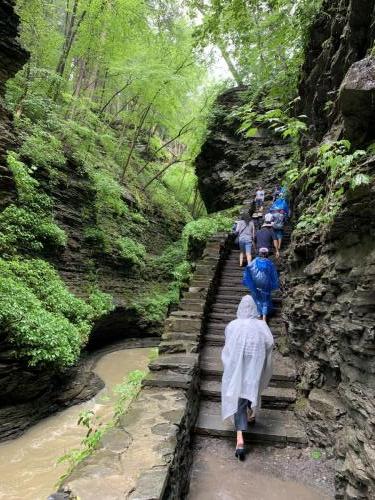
[221,295,274,460]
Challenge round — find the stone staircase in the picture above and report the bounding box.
[194,240,307,447]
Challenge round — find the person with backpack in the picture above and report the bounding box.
[234,212,255,267]
[243,248,279,321]
[255,213,279,258]
[272,209,285,251]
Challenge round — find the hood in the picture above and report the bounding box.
[236,295,259,319]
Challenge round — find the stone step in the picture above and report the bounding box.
[195,401,306,445]
[204,331,282,347]
[214,294,282,304]
[208,311,283,323]
[216,285,249,293]
[206,320,283,333]
[213,294,282,309]
[211,304,281,314]
[200,347,295,386]
[200,380,296,409]
[217,286,283,298]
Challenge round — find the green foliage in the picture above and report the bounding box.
[0,258,113,368]
[234,104,307,143]
[285,141,369,232]
[57,409,105,485]
[57,367,147,485]
[1,153,67,255]
[310,449,323,460]
[113,369,146,421]
[149,241,187,279]
[189,0,323,105]
[18,122,65,172]
[133,284,180,323]
[182,212,234,242]
[117,237,146,267]
[0,206,67,255]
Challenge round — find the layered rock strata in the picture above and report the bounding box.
[286,2,375,498]
[195,87,291,213]
[0,0,28,208]
[299,0,375,146]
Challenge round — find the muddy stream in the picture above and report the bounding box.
[0,348,151,500]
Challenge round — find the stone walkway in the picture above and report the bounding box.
[193,243,307,447]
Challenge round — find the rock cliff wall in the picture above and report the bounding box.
[195,87,291,212]
[299,0,375,147]
[0,0,28,208]
[286,1,375,498]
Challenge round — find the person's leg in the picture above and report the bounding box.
[234,398,248,448]
[245,242,252,264]
[262,301,268,322]
[239,242,244,266]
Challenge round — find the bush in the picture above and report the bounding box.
[117,237,146,266]
[83,227,108,249]
[149,241,187,278]
[183,212,233,242]
[0,206,67,255]
[132,288,174,323]
[19,123,65,171]
[0,258,113,368]
[3,153,67,254]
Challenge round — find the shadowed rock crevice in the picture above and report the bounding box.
[195,87,291,213]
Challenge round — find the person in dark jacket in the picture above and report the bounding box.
[255,214,279,258]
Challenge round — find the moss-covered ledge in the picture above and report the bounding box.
[50,232,231,500]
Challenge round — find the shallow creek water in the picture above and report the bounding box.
[0,348,151,500]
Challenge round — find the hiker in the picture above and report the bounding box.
[255,213,279,258]
[273,185,282,201]
[221,295,274,461]
[254,186,265,209]
[272,208,285,251]
[234,212,255,267]
[251,211,263,231]
[243,248,279,321]
[270,197,289,218]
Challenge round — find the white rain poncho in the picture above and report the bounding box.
[221,295,274,421]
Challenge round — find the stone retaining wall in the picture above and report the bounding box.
[53,232,231,500]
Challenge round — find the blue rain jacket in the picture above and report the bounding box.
[243,258,279,316]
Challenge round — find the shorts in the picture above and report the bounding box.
[239,241,252,253]
[274,229,283,240]
[255,199,263,208]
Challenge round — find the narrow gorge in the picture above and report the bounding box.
[0,1,374,499]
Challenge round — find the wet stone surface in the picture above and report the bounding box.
[188,437,335,500]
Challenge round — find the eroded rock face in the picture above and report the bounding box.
[195,87,291,213]
[339,56,375,146]
[0,356,104,441]
[287,2,375,497]
[284,186,375,497]
[0,0,28,209]
[299,0,375,146]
